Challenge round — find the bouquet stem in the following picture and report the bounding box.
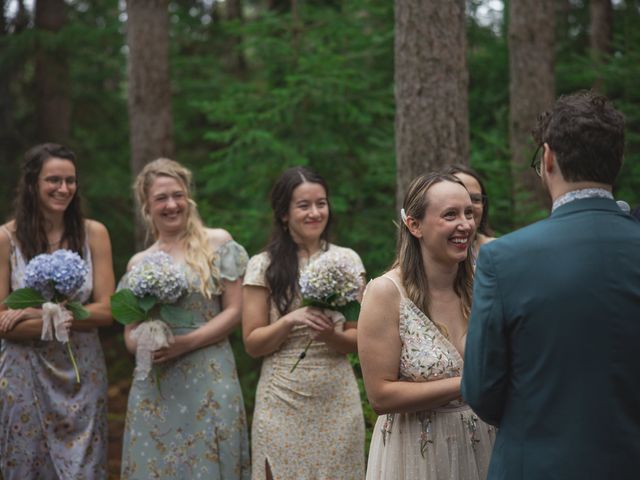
[290,339,313,373]
[66,342,81,384]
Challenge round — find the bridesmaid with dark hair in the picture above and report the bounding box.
[242,166,365,479]
[0,143,114,479]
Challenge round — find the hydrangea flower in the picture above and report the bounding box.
[24,249,88,301]
[299,251,362,307]
[127,251,188,303]
[290,251,363,373]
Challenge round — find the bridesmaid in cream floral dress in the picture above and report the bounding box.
[358,173,495,479]
[243,167,365,480]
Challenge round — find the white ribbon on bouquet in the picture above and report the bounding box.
[41,302,72,342]
[324,309,345,332]
[131,319,175,381]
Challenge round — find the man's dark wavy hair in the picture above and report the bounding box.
[531,90,625,185]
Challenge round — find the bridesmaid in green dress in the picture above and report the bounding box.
[120,158,250,479]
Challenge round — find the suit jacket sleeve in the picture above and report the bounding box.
[461,245,509,426]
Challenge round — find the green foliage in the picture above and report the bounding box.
[159,304,196,327]
[196,0,397,277]
[467,11,512,233]
[110,289,196,327]
[4,287,89,320]
[556,1,640,210]
[66,301,91,320]
[3,287,46,309]
[2,0,640,465]
[110,289,146,325]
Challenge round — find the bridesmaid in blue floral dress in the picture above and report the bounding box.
[120,158,250,479]
[0,144,114,479]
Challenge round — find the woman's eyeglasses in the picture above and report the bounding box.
[469,193,487,205]
[40,176,77,188]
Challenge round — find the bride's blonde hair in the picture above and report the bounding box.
[134,158,219,297]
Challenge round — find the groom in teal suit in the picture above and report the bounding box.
[462,91,640,480]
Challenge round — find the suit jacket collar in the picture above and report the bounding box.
[549,196,621,219]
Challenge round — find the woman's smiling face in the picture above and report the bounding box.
[419,181,476,265]
[283,181,329,246]
[147,175,189,234]
[37,157,77,216]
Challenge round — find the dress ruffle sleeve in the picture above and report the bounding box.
[346,248,366,276]
[116,272,130,291]
[242,252,269,288]
[215,240,249,282]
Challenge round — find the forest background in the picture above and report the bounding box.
[1,0,639,477]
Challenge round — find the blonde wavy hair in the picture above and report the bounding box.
[134,158,219,297]
[395,172,474,336]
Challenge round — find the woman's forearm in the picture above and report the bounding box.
[184,305,242,352]
[244,315,295,358]
[0,318,43,340]
[322,327,357,354]
[71,301,113,330]
[367,376,462,415]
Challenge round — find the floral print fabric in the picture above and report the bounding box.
[365,276,495,480]
[120,240,250,480]
[0,232,108,480]
[243,244,366,480]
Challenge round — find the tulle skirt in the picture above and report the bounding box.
[366,404,495,480]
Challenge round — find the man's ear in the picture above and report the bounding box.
[543,142,556,175]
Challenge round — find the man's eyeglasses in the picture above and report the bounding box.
[40,176,77,188]
[531,144,544,177]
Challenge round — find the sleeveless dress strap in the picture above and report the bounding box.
[381,274,406,299]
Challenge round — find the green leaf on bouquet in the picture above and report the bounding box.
[3,288,45,309]
[338,301,361,322]
[324,293,338,305]
[110,289,146,325]
[160,304,196,327]
[301,298,330,309]
[67,301,90,320]
[138,295,157,314]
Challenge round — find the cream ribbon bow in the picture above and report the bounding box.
[324,309,346,332]
[131,320,175,381]
[41,302,72,342]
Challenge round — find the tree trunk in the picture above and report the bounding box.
[268,0,289,13]
[126,0,174,248]
[590,0,613,55]
[394,0,469,207]
[590,0,613,89]
[508,0,555,224]
[35,0,71,143]
[225,0,247,75]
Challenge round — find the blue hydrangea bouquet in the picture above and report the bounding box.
[110,251,194,381]
[3,249,90,383]
[290,251,363,373]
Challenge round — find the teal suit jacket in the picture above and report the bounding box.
[462,198,640,480]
